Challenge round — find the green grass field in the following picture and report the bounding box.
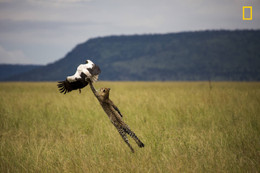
[0,82,259,172]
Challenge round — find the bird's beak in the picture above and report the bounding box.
[85,60,88,64]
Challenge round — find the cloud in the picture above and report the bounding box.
[0,45,31,64]
[29,0,93,3]
[0,0,259,65]
[36,0,93,3]
[24,0,94,9]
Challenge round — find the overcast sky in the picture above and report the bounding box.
[0,0,259,65]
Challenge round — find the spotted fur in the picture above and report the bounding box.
[88,80,144,153]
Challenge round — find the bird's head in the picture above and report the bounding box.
[99,88,110,99]
[85,59,94,65]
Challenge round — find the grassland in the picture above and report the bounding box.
[0,82,259,172]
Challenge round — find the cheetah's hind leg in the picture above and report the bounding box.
[123,126,145,148]
[118,128,135,153]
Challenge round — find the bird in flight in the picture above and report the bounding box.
[57,60,101,94]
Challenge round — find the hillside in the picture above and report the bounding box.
[3,30,260,81]
[0,64,43,81]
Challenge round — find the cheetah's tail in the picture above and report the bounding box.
[135,137,145,148]
[123,126,145,148]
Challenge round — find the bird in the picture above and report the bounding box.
[57,60,101,94]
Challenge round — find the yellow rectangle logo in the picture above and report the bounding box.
[243,6,252,20]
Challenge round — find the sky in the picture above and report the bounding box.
[0,0,259,65]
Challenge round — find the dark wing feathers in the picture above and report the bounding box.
[80,72,87,79]
[57,80,72,94]
[57,64,100,94]
[57,75,88,94]
[87,64,101,76]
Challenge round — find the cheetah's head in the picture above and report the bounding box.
[99,88,110,99]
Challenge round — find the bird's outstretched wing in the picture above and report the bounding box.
[57,74,88,94]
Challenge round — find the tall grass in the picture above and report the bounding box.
[0,82,259,172]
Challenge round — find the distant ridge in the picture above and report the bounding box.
[2,30,260,81]
[0,64,43,81]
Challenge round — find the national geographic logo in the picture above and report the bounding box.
[242,6,252,20]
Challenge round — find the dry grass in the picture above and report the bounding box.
[0,82,259,172]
